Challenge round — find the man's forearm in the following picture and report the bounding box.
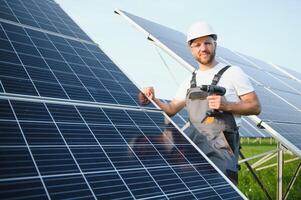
[153,98,185,117]
[224,100,261,115]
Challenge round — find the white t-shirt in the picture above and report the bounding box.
[174,62,254,126]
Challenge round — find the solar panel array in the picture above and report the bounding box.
[0,0,246,199]
[116,9,301,156]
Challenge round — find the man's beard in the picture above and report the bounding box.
[197,49,216,65]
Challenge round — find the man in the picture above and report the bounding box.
[139,21,261,184]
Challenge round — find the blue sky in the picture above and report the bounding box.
[56,0,301,99]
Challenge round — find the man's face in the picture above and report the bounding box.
[190,36,216,65]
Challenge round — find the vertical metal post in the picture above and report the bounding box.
[277,142,283,200]
[283,162,301,200]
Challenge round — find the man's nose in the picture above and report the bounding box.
[199,43,207,51]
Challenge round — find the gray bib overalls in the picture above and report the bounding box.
[185,65,240,184]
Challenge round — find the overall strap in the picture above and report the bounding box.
[211,65,231,85]
[190,70,197,88]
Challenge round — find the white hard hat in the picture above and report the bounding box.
[186,21,217,44]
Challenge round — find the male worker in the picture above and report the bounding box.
[139,21,261,184]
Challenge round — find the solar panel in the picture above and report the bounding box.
[116,9,301,157]
[0,0,247,199]
[0,20,148,107]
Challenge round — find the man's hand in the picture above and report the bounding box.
[207,95,227,110]
[138,87,155,106]
[207,92,261,115]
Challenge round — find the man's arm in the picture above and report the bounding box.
[139,87,185,116]
[207,91,261,115]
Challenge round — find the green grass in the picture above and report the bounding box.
[238,139,301,200]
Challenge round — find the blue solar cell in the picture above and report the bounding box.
[73,47,94,58]
[145,111,168,127]
[70,146,114,172]
[20,121,64,145]
[1,22,25,34]
[0,178,48,200]
[31,147,80,176]
[0,29,7,40]
[0,61,30,82]
[1,77,38,96]
[275,74,301,94]
[0,2,18,22]
[57,123,98,145]
[272,89,301,110]
[12,41,41,56]
[11,100,52,121]
[38,47,64,60]
[86,88,118,104]
[30,37,56,49]
[52,41,77,55]
[0,38,14,52]
[45,58,73,73]
[148,167,189,194]
[0,99,15,120]
[138,126,168,144]
[102,108,135,125]
[18,54,49,69]
[102,61,122,72]
[267,122,301,150]
[77,106,110,124]
[254,85,301,123]
[121,82,140,94]
[69,63,95,77]
[77,75,106,90]
[61,52,85,65]
[62,84,94,101]
[46,103,83,123]
[44,175,94,200]
[90,67,114,80]
[126,110,157,126]
[115,125,149,144]
[168,192,195,199]
[88,124,126,145]
[4,30,33,45]
[52,71,82,86]
[25,66,57,83]
[102,146,144,170]
[85,172,133,200]
[0,147,38,179]
[34,81,69,99]
[0,49,20,64]
[0,121,25,145]
[120,169,166,199]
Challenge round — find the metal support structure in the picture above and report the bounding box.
[239,149,279,164]
[239,151,273,200]
[252,152,276,169]
[277,142,283,200]
[283,162,301,200]
[256,157,299,171]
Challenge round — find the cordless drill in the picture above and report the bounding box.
[200,85,226,116]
